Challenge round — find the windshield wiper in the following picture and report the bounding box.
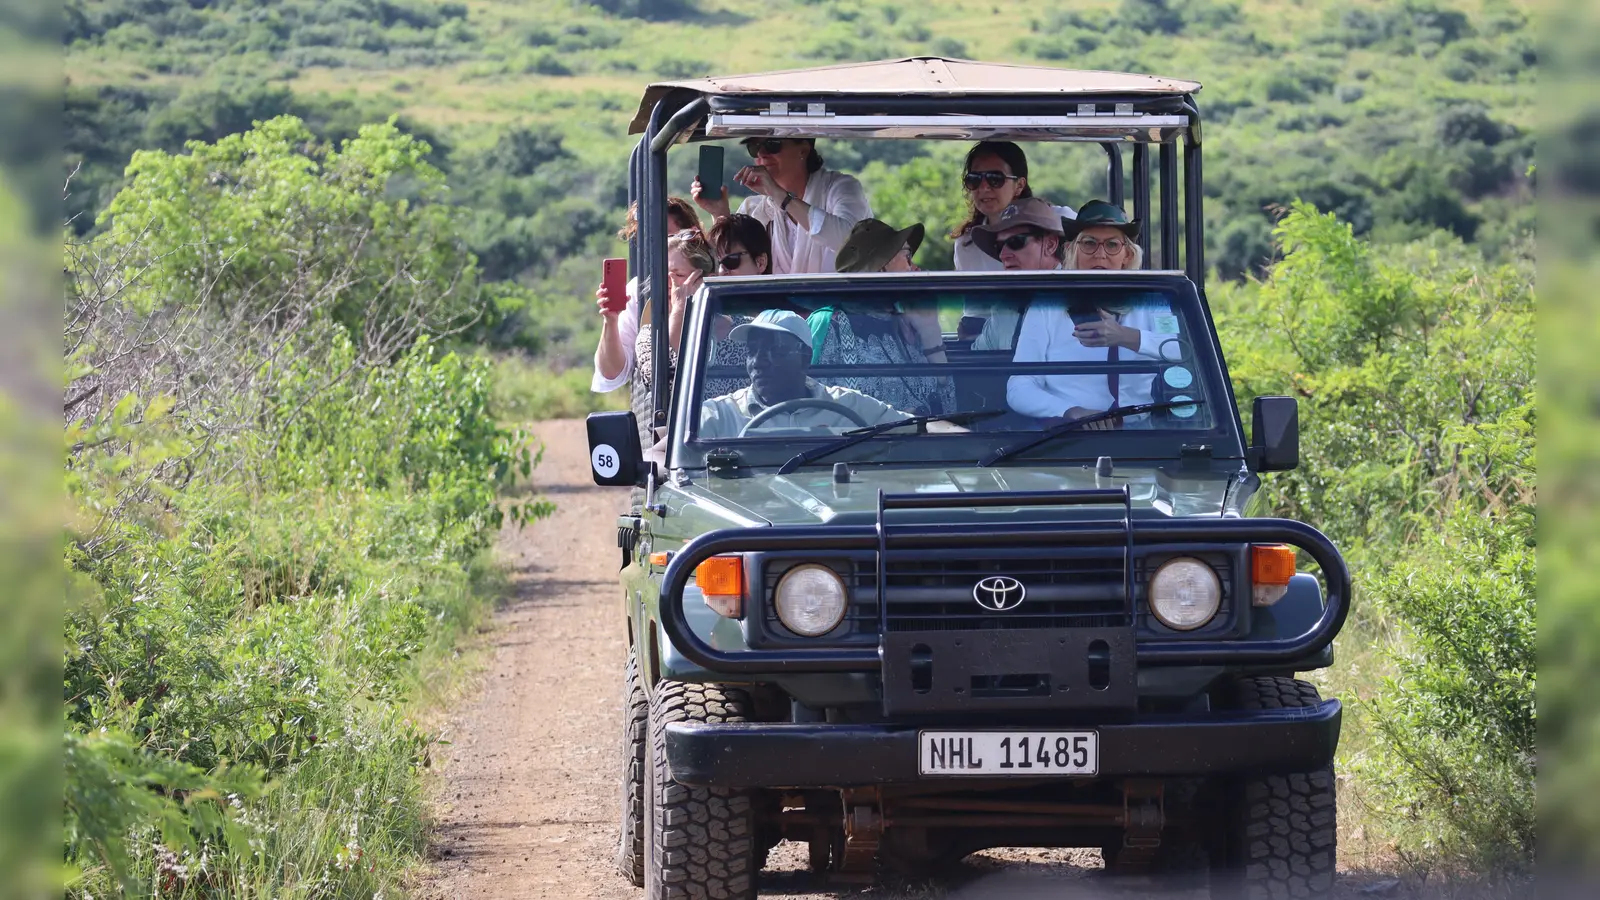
[777,409,1008,475]
[978,400,1208,467]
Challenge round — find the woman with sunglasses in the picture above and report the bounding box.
[593,229,743,448]
[592,196,702,398]
[951,141,1076,272]
[1008,201,1172,431]
[691,137,871,274]
[706,213,773,277]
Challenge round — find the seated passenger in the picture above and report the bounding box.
[691,138,871,274]
[1006,203,1176,429]
[591,196,702,397]
[594,224,725,448]
[966,197,1070,351]
[953,142,1075,349]
[808,219,957,416]
[700,310,910,441]
[1065,199,1144,272]
[707,213,773,276]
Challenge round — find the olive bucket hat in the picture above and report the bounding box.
[835,218,925,273]
[1062,199,1141,240]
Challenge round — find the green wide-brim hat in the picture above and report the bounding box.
[835,219,925,273]
[1061,199,1141,240]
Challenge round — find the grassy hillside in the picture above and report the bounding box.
[66,0,1535,369]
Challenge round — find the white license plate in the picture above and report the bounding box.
[918,731,1098,776]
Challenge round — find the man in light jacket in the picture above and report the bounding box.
[692,138,871,274]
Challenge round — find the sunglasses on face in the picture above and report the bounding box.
[1076,236,1128,255]
[745,139,786,158]
[998,232,1040,252]
[717,252,745,271]
[963,170,1021,191]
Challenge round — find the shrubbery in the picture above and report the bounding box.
[1213,203,1535,871]
[63,118,547,895]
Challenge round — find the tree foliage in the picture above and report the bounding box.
[64,118,546,896]
[98,115,479,352]
[1218,203,1533,553]
[1213,203,1535,870]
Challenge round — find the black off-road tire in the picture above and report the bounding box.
[645,680,759,900]
[617,648,648,885]
[1212,676,1337,900]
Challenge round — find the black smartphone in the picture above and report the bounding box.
[697,144,724,195]
[1068,304,1102,326]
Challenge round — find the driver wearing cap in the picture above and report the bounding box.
[699,310,909,441]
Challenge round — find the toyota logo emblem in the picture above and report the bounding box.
[973,576,1027,611]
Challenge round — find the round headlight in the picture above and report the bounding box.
[774,564,848,637]
[1149,557,1222,631]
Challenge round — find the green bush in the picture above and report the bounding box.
[1217,203,1532,555]
[1360,484,1534,870]
[857,154,970,271]
[589,0,700,21]
[63,118,550,896]
[98,115,479,348]
[63,335,543,895]
[1213,203,1535,872]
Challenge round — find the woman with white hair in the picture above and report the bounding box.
[1064,199,1144,272]
[1008,201,1178,429]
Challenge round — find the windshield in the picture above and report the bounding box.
[670,273,1241,471]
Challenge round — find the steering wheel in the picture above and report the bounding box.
[739,398,870,437]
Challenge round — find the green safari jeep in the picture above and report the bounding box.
[587,58,1350,900]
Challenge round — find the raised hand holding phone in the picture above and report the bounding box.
[691,148,732,219]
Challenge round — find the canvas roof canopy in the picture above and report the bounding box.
[628,57,1203,136]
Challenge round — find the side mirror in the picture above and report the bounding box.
[587,411,647,487]
[1251,396,1299,472]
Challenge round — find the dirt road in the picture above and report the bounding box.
[417,419,1386,900]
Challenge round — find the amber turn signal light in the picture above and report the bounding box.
[1251,545,1297,584]
[695,556,745,619]
[1250,544,1296,607]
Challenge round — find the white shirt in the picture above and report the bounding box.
[968,260,1068,352]
[737,169,872,274]
[700,378,905,441]
[1006,300,1180,419]
[953,203,1077,272]
[591,275,641,393]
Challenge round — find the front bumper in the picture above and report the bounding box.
[665,699,1341,788]
[657,493,1352,675]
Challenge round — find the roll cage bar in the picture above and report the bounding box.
[628,62,1208,438]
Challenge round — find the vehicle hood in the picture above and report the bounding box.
[677,465,1245,526]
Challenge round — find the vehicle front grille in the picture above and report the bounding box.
[760,551,1236,640]
[868,551,1131,632]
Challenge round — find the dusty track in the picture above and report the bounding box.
[418,419,1390,900]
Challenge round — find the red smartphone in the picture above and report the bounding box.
[601,258,629,313]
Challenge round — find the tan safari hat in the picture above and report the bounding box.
[971,197,1068,259]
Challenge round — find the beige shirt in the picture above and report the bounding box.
[700,378,905,440]
[737,169,872,275]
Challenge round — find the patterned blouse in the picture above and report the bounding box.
[806,308,957,418]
